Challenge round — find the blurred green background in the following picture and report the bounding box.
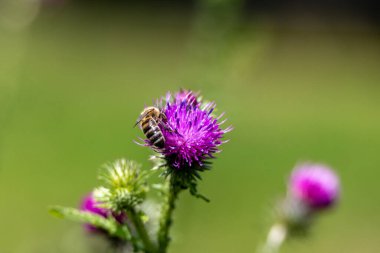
[0,1,379,252]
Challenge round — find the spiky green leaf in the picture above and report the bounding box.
[48,206,131,240]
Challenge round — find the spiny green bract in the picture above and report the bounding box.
[94,159,149,212]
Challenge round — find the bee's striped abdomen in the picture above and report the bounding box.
[142,121,150,134]
[151,131,165,149]
[141,118,165,149]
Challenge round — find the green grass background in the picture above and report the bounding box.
[0,4,379,253]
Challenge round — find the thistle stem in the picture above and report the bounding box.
[157,179,181,253]
[261,223,287,253]
[122,223,140,252]
[126,208,156,253]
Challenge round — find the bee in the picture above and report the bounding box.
[134,106,167,149]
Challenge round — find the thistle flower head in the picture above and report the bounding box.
[137,90,231,199]
[289,163,340,210]
[152,90,231,170]
[94,159,149,212]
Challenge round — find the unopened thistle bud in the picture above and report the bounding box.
[94,159,149,212]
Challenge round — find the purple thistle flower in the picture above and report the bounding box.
[80,193,126,232]
[173,89,199,107]
[156,90,231,170]
[289,163,340,210]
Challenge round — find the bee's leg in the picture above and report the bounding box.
[160,122,183,136]
[161,123,173,132]
[160,113,168,122]
[151,145,165,153]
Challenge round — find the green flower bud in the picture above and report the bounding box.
[94,159,149,212]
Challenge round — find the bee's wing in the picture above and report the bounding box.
[134,114,145,127]
[133,119,142,128]
[133,108,153,128]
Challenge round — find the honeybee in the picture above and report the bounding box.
[134,106,167,149]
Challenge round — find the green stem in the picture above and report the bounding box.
[127,208,156,253]
[157,179,181,253]
[260,223,287,253]
[123,223,140,252]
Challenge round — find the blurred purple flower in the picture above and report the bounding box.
[80,193,126,232]
[289,163,340,210]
